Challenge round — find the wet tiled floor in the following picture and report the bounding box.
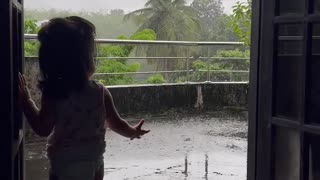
[26,112,247,180]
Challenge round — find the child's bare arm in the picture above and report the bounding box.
[103,87,149,139]
[19,73,55,137]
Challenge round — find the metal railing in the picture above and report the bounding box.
[24,34,244,46]
[24,34,249,84]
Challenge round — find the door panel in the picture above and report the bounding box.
[250,0,320,179]
[273,23,304,121]
[273,127,300,180]
[279,0,305,15]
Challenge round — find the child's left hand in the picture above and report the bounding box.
[130,119,150,140]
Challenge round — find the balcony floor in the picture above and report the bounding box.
[26,112,247,180]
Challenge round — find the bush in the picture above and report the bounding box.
[94,29,156,85]
[146,74,166,84]
[24,42,39,57]
[192,60,207,70]
[216,49,250,58]
[95,60,140,85]
[214,49,250,81]
[24,19,40,56]
[176,49,250,82]
[215,49,250,70]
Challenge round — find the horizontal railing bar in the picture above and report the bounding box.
[94,70,189,75]
[24,34,320,44]
[278,36,320,40]
[24,34,245,46]
[278,36,303,41]
[25,56,250,60]
[24,34,37,40]
[95,39,244,46]
[96,56,194,60]
[278,54,302,56]
[105,81,249,88]
[93,70,249,75]
[199,57,250,60]
[198,70,249,73]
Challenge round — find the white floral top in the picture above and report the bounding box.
[47,80,106,161]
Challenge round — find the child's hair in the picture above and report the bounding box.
[37,16,96,99]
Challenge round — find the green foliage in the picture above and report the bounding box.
[24,19,39,34]
[192,60,207,70]
[98,45,130,57]
[191,0,223,22]
[215,49,250,81]
[209,15,239,41]
[229,0,252,46]
[189,60,210,82]
[95,60,140,85]
[215,49,250,70]
[191,0,224,40]
[24,41,39,57]
[24,19,40,56]
[146,74,166,84]
[98,29,156,57]
[192,48,250,71]
[176,49,250,82]
[190,0,239,67]
[97,29,156,65]
[130,29,156,40]
[96,29,156,85]
[97,60,140,73]
[216,49,250,58]
[24,5,250,85]
[125,0,201,71]
[125,0,200,41]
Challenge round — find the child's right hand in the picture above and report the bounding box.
[18,73,31,106]
[130,119,150,140]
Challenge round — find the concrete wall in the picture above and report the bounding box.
[25,58,41,106]
[108,83,248,115]
[24,57,248,137]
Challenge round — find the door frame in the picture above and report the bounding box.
[0,0,25,179]
[248,0,277,179]
[249,0,320,179]
[247,0,265,179]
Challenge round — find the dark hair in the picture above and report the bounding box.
[38,16,96,99]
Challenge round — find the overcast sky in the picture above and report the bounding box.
[25,0,246,14]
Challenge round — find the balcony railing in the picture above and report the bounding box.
[24,34,249,85]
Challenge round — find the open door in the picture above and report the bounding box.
[248,0,320,179]
[0,0,25,179]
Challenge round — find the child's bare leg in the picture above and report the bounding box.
[94,165,104,180]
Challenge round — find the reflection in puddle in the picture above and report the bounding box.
[205,154,208,180]
[183,154,209,180]
[183,155,188,179]
[26,151,245,180]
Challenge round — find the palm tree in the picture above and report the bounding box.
[125,0,200,41]
[124,0,201,73]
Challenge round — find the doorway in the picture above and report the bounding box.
[248,0,320,179]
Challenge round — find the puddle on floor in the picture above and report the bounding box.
[26,113,247,180]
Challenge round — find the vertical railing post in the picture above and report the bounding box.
[186,47,190,83]
[206,46,210,82]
